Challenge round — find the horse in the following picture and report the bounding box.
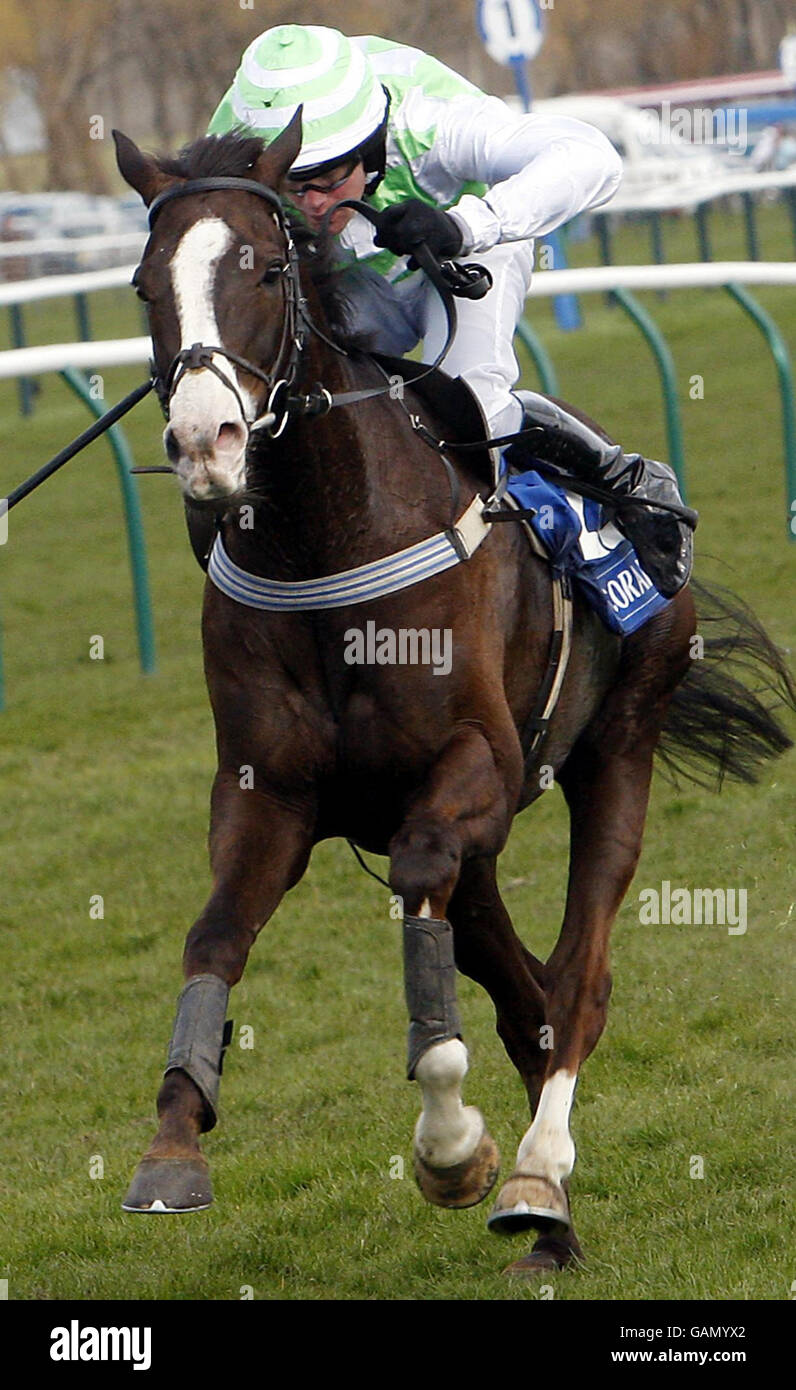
[112,111,794,1276]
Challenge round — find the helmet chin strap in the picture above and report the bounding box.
[361,87,391,195]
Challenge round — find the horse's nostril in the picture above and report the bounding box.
[217,421,245,449]
[164,427,181,464]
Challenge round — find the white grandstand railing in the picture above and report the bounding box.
[593,164,796,215]
[531,261,796,294]
[0,259,792,549]
[0,264,135,307]
[0,231,144,261]
[0,260,794,379]
[0,335,151,378]
[2,250,796,317]
[0,166,793,264]
[0,165,792,282]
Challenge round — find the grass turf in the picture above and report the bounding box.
[0,203,793,1300]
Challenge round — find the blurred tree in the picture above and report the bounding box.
[539,0,796,93]
[2,0,794,190]
[4,0,121,191]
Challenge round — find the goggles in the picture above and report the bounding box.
[285,159,359,200]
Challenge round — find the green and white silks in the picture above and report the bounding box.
[208,28,622,430]
[208,29,622,283]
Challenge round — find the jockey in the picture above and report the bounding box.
[209,24,694,597]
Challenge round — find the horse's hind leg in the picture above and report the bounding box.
[447,858,585,1272]
[389,722,523,1210]
[122,774,314,1213]
[480,737,657,1277]
[489,606,694,1262]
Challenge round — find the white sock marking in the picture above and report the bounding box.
[413,1038,483,1168]
[515,1069,577,1185]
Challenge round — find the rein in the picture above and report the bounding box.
[3,176,495,509]
[3,174,692,530]
[3,168,575,801]
[149,183,497,435]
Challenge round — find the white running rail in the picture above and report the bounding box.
[0,261,794,380]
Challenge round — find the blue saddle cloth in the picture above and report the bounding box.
[505,468,671,636]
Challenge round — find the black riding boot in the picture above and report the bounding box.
[507,391,697,598]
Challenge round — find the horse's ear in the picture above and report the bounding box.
[252,106,304,189]
[113,130,171,206]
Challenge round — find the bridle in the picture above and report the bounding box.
[143,177,495,446]
[146,176,307,439]
[4,174,503,513]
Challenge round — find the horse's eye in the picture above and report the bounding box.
[259,261,285,286]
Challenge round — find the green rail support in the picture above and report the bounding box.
[786,188,796,260]
[609,286,688,500]
[9,303,35,417]
[741,192,760,262]
[516,317,560,396]
[60,367,157,672]
[649,210,665,264]
[596,215,613,266]
[695,202,713,263]
[648,211,667,300]
[74,292,93,344]
[724,282,796,543]
[595,215,617,307]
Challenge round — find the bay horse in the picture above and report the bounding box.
[112,112,794,1275]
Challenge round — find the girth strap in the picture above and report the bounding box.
[207,491,494,612]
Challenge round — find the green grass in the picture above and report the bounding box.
[0,205,794,1301]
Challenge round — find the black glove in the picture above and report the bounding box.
[374,199,464,262]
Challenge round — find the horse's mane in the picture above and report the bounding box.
[156,131,369,350]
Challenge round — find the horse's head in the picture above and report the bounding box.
[113,113,303,502]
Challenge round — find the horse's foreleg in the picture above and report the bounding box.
[123,774,314,1213]
[490,738,656,1243]
[389,723,522,1209]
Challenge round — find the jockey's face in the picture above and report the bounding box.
[284,157,367,236]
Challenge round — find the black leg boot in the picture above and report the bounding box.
[507,391,698,598]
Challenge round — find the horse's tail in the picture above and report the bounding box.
[656,578,795,788]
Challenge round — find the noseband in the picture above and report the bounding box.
[147,177,306,438]
[143,178,489,448]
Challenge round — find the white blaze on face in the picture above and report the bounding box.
[167,217,255,496]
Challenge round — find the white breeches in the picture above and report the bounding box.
[339,239,535,437]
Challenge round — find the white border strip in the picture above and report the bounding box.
[0,265,137,308]
[0,262,793,380]
[0,232,144,261]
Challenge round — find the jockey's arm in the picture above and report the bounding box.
[429,95,623,254]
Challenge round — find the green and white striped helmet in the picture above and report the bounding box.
[209,24,389,173]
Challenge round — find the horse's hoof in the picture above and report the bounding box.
[414,1124,500,1209]
[487,1172,570,1235]
[121,1155,212,1213]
